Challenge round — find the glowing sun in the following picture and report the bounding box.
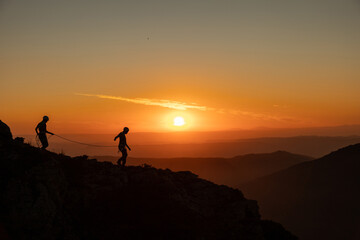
[173,116,186,126]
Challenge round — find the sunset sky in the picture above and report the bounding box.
[1,0,360,134]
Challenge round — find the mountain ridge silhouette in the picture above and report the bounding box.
[242,143,360,240]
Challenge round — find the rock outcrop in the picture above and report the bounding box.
[0,122,296,240]
[0,120,12,143]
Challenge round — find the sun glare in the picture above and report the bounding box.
[173,116,185,126]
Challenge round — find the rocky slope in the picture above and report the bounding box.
[242,144,360,240]
[0,121,296,240]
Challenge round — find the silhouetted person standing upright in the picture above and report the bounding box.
[114,127,131,167]
[35,116,54,149]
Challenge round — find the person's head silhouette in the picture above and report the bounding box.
[123,127,129,134]
[43,116,49,122]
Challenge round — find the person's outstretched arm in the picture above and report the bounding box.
[126,143,131,151]
[114,134,120,141]
[46,130,54,135]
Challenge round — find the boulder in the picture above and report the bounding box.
[0,120,12,142]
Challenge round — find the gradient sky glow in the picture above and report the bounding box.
[1,0,360,134]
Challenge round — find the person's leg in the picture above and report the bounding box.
[117,157,122,166]
[117,146,123,165]
[39,134,48,149]
[121,148,128,166]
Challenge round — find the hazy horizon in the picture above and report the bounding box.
[13,123,360,136]
[17,132,360,159]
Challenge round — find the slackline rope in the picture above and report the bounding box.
[53,134,116,148]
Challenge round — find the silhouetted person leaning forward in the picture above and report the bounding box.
[35,116,54,149]
[114,127,131,167]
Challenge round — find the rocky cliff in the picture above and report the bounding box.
[0,121,296,240]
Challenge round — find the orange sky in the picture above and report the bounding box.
[1,0,360,134]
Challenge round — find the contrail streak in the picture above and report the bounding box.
[76,93,299,123]
[76,93,208,111]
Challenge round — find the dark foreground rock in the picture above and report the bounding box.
[0,120,12,142]
[0,124,296,240]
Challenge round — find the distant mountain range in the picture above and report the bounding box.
[94,151,313,187]
[128,136,360,158]
[241,144,360,240]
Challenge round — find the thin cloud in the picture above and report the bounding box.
[229,110,299,122]
[77,93,298,123]
[76,93,208,111]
